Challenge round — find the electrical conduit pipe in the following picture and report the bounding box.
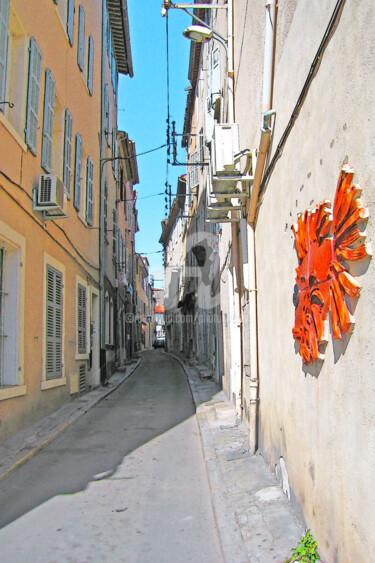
[247,0,277,453]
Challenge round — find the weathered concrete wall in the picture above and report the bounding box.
[252,1,375,560]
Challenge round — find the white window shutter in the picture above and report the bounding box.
[0,0,9,111]
[77,283,86,354]
[85,156,94,225]
[63,109,73,196]
[87,35,93,95]
[25,37,43,155]
[74,133,82,210]
[41,69,55,173]
[77,5,85,71]
[46,265,63,380]
[67,0,74,46]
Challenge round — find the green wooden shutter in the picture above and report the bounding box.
[41,69,55,173]
[87,35,93,95]
[46,265,63,380]
[74,133,82,210]
[63,109,73,196]
[25,37,43,155]
[67,0,74,46]
[77,283,86,354]
[0,0,9,110]
[85,156,93,225]
[77,5,85,71]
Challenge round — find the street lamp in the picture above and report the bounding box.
[182,24,228,52]
[182,24,213,42]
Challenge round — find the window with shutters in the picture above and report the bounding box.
[87,35,93,95]
[45,265,63,380]
[0,224,25,401]
[112,209,116,260]
[74,133,82,210]
[77,5,85,72]
[104,181,108,236]
[104,83,110,146]
[0,6,27,139]
[41,69,56,173]
[0,0,10,112]
[63,109,73,196]
[77,283,87,355]
[67,0,74,46]
[189,150,199,190]
[25,37,42,155]
[112,127,118,179]
[85,156,94,225]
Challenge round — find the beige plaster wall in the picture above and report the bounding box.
[252,0,375,560]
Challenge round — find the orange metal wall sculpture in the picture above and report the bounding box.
[292,164,371,364]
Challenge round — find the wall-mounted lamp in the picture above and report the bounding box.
[182,25,213,43]
[182,24,228,52]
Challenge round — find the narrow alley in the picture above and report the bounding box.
[0,351,302,563]
[0,351,223,562]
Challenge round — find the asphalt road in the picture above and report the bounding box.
[0,350,223,562]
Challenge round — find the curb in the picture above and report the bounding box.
[0,358,142,483]
[164,351,250,563]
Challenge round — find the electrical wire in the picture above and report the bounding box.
[0,181,100,281]
[259,0,347,197]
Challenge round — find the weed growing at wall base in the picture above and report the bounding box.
[284,530,321,562]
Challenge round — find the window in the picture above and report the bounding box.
[25,37,42,155]
[46,264,63,380]
[0,0,10,109]
[112,127,118,178]
[67,0,74,46]
[104,181,108,235]
[63,109,73,196]
[77,5,85,71]
[74,133,82,210]
[112,209,116,258]
[41,69,56,173]
[103,83,110,145]
[119,168,124,202]
[85,156,93,225]
[87,35,93,95]
[77,283,86,354]
[0,224,25,399]
[189,150,199,189]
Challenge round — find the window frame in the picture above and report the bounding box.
[67,0,74,47]
[85,156,94,225]
[41,68,56,173]
[74,132,82,210]
[42,254,66,390]
[63,108,73,197]
[77,4,85,72]
[0,0,10,111]
[25,36,43,156]
[0,222,26,401]
[87,34,93,95]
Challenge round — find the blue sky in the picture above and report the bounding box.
[118,2,193,287]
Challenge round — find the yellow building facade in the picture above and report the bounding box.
[0,0,103,442]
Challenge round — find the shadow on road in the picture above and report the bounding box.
[0,350,218,530]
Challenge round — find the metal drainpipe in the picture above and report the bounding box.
[247,0,277,454]
[227,0,234,123]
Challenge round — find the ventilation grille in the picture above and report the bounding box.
[39,175,52,203]
[79,364,86,393]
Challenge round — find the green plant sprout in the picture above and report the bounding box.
[284,529,321,562]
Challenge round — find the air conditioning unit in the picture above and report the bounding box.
[212,124,240,175]
[34,174,65,210]
[33,174,67,219]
